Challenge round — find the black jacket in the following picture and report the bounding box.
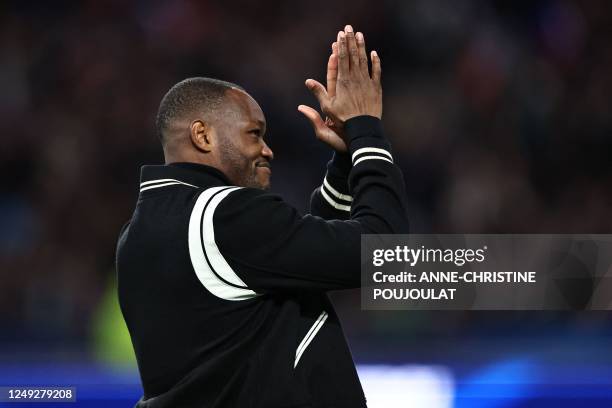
[116,116,409,407]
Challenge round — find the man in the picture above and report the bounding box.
[117,26,408,407]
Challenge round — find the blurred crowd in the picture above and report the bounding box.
[1,0,611,353]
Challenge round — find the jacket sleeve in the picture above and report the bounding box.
[308,152,352,220]
[188,116,408,296]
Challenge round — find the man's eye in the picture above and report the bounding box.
[249,129,261,136]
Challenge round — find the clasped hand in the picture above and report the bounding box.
[299,25,382,153]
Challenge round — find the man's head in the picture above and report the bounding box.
[156,77,273,190]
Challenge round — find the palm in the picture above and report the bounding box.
[298,40,348,153]
[322,117,347,152]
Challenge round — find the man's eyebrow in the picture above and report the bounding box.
[246,120,266,128]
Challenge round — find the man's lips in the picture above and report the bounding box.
[256,162,271,173]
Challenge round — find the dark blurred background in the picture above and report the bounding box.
[1,0,612,406]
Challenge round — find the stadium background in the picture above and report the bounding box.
[1,0,612,406]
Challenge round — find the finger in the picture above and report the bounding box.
[371,50,381,83]
[304,79,328,105]
[332,41,337,56]
[327,53,338,97]
[345,25,359,71]
[298,105,347,152]
[337,31,348,79]
[297,105,326,130]
[356,32,369,77]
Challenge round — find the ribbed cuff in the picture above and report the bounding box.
[344,116,393,166]
[328,152,351,178]
[322,152,351,200]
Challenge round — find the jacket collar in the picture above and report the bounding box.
[139,162,231,193]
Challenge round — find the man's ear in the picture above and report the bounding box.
[190,120,215,153]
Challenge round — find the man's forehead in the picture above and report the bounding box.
[224,88,266,125]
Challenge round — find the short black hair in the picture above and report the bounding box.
[155,77,243,144]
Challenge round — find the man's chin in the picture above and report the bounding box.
[244,177,271,191]
[258,180,271,191]
[256,168,271,190]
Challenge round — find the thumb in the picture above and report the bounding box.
[297,105,326,131]
[304,79,328,105]
[298,105,348,153]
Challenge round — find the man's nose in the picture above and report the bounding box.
[262,142,274,161]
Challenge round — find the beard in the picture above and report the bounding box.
[218,139,271,190]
